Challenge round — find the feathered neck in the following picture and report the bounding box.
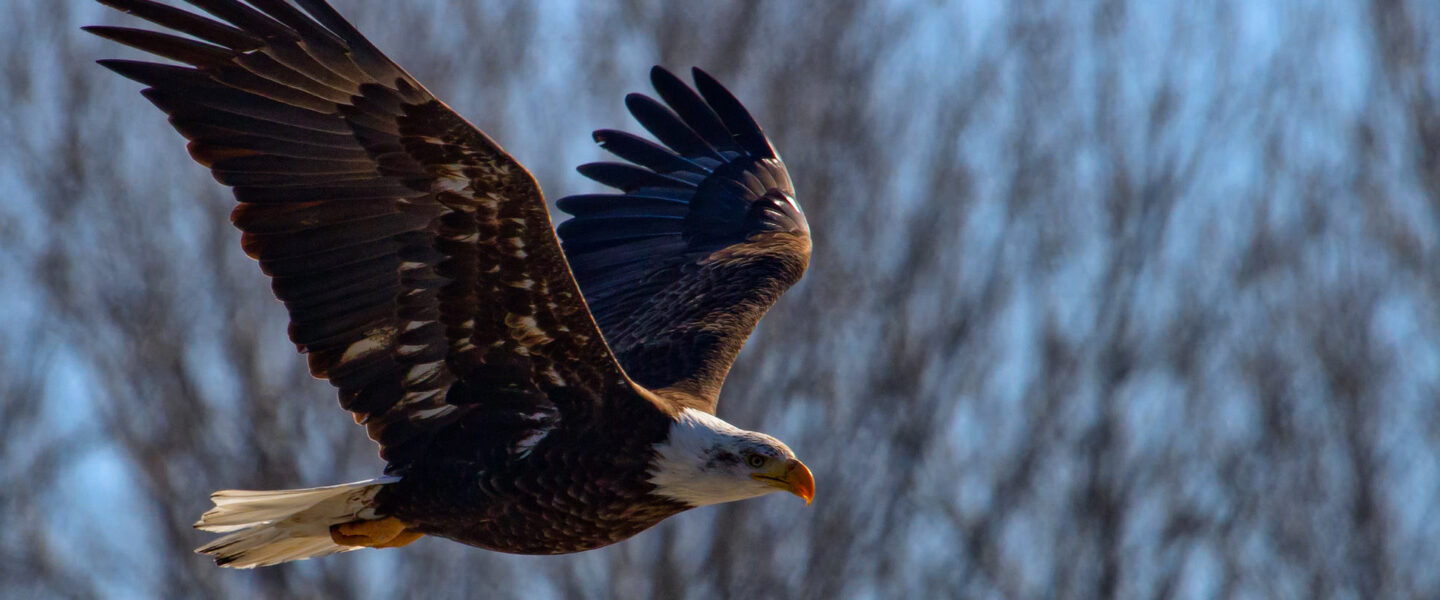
[647,409,753,507]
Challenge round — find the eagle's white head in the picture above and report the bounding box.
[648,408,815,507]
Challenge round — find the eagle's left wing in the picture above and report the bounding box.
[89,0,644,469]
[556,68,811,412]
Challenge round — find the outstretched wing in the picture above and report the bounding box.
[556,67,810,412]
[90,0,644,469]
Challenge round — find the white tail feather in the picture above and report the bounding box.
[194,476,399,568]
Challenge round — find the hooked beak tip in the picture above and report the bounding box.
[788,460,815,505]
[751,459,816,505]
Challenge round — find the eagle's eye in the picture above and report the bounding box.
[745,454,766,468]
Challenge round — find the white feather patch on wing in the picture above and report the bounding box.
[340,327,395,362]
[509,405,559,458]
[510,425,553,459]
[544,365,567,387]
[505,314,552,347]
[397,343,430,356]
[410,405,457,420]
[396,387,446,409]
[404,361,443,386]
[432,172,470,194]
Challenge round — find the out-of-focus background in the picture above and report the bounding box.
[3,0,1439,598]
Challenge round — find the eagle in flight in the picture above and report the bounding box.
[89,0,814,568]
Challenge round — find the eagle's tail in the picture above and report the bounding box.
[193,476,404,568]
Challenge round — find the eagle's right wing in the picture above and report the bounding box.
[556,68,811,412]
[90,0,646,470]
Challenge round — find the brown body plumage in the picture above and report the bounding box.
[91,0,813,567]
[381,407,687,554]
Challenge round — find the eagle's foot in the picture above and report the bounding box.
[330,517,423,548]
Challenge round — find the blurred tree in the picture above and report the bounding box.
[3,0,1440,598]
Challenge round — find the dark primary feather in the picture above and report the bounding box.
[648,67,740,155]
[592,130,708,176]
[91,0,650,470]
[692,68,778,160]
[557,67,811,410]
[623,94,725,161]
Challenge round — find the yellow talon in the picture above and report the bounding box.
[374,528,424,548]
[329,517,422,548]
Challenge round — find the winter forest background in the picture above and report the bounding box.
[4,0,1440,598]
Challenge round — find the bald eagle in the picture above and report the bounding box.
[88,0,814,568]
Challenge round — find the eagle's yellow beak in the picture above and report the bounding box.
[752,459,815,505]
